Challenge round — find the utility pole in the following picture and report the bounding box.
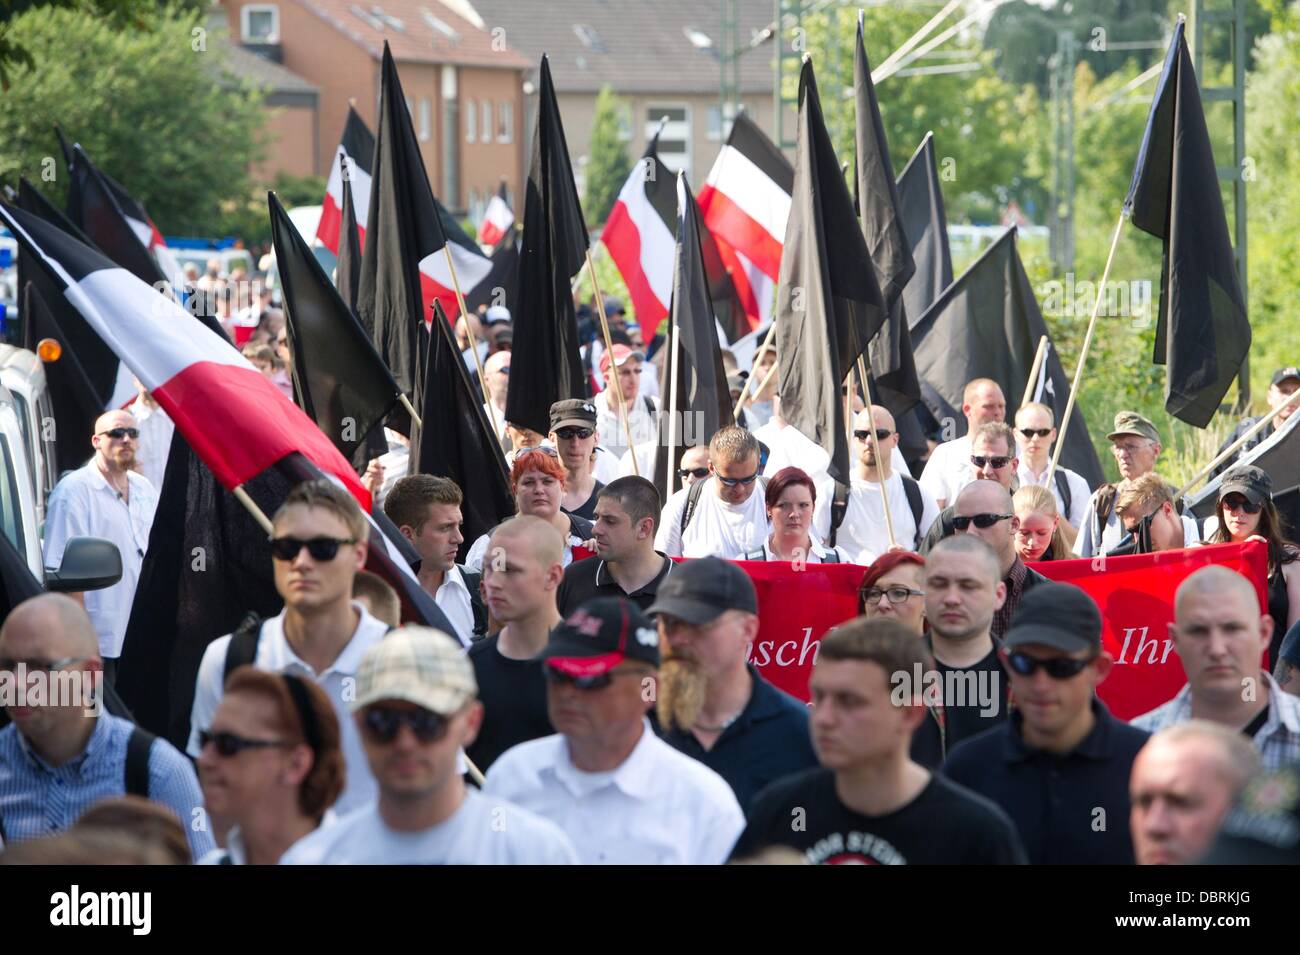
[1049,29,1077,272]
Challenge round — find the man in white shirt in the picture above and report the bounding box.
[918,378,1006,508]
[593,344,658,461]
[1013,402,1091,530]
[656,426,769,559]
[484,597,745,863]
[130,379,174,491]
[481,349,510,447]
[189,479,390,815]
[741,343,778,430]
[42,409,158,680]
[382,474,480,644]
[282,626,578,864]
[814,405,939,562]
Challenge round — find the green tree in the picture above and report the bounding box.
[0,6,265,234]
[584,84,631,227]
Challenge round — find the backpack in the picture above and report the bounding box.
[680,475,770,535]
[1091,483,1119,547]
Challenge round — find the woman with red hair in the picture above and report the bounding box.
[745,467,843,563]
[857,550,926,635]
[464,447,595,570]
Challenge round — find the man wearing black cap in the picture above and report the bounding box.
[550,399,604,521]
[943,583,1150,864]
[484,597,745,864]
[1213,366,1300,476]
[647,557,817,812]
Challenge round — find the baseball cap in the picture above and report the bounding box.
[543,597,660,677]
[350,626,476,715]
[1002,583,1102,655]
[645,557,758,625]
[484,304,511,325]
[598,343,645,374]
[1107,410,1160,443]
[1272,366,1300,388]
[550,398,598,431]
[1218,464,1272,507]
[602,296,625,316]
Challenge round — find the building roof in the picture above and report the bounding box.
[459,0,779,94]
[215,38,320,94]
[296,0,532,70]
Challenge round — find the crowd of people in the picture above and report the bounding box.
[3,268,1300,865]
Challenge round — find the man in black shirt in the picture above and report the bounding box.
[943,583,1150,864]
[551,399,604,521]
[731,618,1025,864]
[557,477,672,615]
[466,516,563,770]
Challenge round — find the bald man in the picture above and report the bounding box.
[951,480,1047,642]
[42,409,159,680]
[0,595,212,859]
[467,516,564,770]
[813,405,939,563]
[1130,721,1261,864]
[482,349,511,446]
[919,378,1007,508]
[1133,566,1300,769]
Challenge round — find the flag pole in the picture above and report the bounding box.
[733,320,779,418]
[1173,390,1300,499]
[585,249,641,476]
[398,392,423,429]
[232,486,274,535]
[440,245,499,440]
[1047,211,1128,484]
[666,310,681,502]
[856,356,898,549]
[1020,335,1050,410]
[870,0,962,80]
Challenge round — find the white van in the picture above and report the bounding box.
[0,380,43,578]
[0,345,56,523]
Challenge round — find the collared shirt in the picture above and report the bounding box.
[918,435,973,507]
[659,665,818,813]
[1016,461,1092,528]
[433,564,475,645]
[812,472,940,562]
[655,478,770,559]
[198,809,339,864]
[1131,672,1300,770]
[483,718,745,864]
[751,536,842,563]
[556,552,673,616]
[187,603,390,815]
[0,712,214,860]
[991,557,1047,642]
[43,460,159,658]
[943,698,1151,864]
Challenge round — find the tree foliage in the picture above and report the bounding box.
[583,84,631,227]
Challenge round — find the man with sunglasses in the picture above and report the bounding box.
[918,378,1007,509]
[283,627,578,864]
[657,426,770,559]
[675,446,711,489]
[189,480,390,815]
[1013,402,1091,531]
[919,422,1019,555]
[43,409,159,683]
[1212,366,1300,477]
[944,583,1150,864]
[1112,474,1193,555]
[485,597,745,864]
[550,399,604,521]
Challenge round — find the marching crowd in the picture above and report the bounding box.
[2,283,1300,865]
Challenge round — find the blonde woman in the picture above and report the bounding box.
[1012,485,1075,562]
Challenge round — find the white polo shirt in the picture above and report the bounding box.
[187,603,389,815]
[813,472,940,563]
[655,477,770,558]
[1016,461,1092,528]
[918,435,973,507]
[42,461,158,658]
[483,720,745,864]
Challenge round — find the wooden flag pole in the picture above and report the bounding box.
[1047,211,1128,484]
[666,312,681,502]
[1174,390,1300,499]
[464,757,486,787]
[441,245,499,440]
[585,249,641,476]
[233,486,274,535]
[733,320,779,418]
[1020,335,1050,410]
[398,392,423,430]
[856,356,897,549]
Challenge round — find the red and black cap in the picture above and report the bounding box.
[543,597,660,678]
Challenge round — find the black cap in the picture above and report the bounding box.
[549,398,598,431]
[1271,366,1300,388]
[645,557,758,625]
[543,597,659,677]
[1003,582,1101,654]
[1218,464,1271,507]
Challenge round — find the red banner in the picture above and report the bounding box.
[735,541,1269,721]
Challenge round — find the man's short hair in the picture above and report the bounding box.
[928,534,1002,584]
[963,377,1001,404]
[1148,720,1261,797]
[352,570,401,626]
[274,479,367,542]
[383,475,463,531]
[973,421,1015,456]
[1115,472,1175,517]
[1015,402,1055,426]
[597,476,662,533]
[819,618,934,698]
[709,425,760,465]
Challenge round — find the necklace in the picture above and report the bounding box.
[694,698,749,733]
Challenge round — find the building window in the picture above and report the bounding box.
[497,101,514,143]
[419,98,431,142]
[481,101,492,144]
[647,104,690,176]
[241,4,280,43]
[616,103,632,142]
[466,98,476,143]
[706,103,740,142]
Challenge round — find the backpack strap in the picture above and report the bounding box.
[1053,469,1073,518]
[828,481,849,548]
[223,613,264,685]
[820,548,841,564]
[679,478,709,536]
[124,726,156,798]
[1093,483,1119,544]
[900,475,924,547]
[460,568,489,638]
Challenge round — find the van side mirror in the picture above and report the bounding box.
[45,537,122,592]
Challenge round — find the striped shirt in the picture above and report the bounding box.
[0,713,214,860]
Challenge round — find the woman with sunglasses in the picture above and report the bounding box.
[197,667,344,864]
[1206,465,1300,666]
[464,448,595,572]
[748,467,843,563]
[1012,486,1074,563]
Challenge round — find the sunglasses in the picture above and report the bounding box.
[1221,494,1262,515]
[361,706,450,744]
[862,585,925,605]
[853,429,894,442]
[716,471,760,487]
[98,427,140,440]
[544,667,616,691]
[267,536,356,561]
[970,455,1012,470]
[1005,651,1094,680]
[198,729,291,757]
[554,427,594,440]
[1018,428,1052,439]
[0,655,89,674]
[952,513,1012,531]
[516,445,560,458]
[678,467,710,480]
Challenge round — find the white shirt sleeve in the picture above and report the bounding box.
[1065,470,1092,528]
[918,443,950,506]
[464,533,490,572]
[695,787,746,865]
[42,479,89,570]
[656,487,689,557]
[916,483,941,540]
[1181,514,1201,546]
[1073,495,1098,556]
[187,635,231,757]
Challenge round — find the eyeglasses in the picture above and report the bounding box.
[1112,442,1151,456]
[1221,494,1262,515]
[198,729,292,757]
[0,656,90,674]
[853,429,894,442]
[678,467,710,480]
[1018,428,1052,439]
[1005,651,1094,680]
[862,585,925,605]
[716,471,760,487]
[554,427,594,441]
[970,455,1012,470]
[951,513,1012,531]
[267,536,356,561]
[361,706,450,744]
[515,445,560,458]
[97,427,140,441]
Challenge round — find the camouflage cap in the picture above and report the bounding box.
[1107,410,1160,443]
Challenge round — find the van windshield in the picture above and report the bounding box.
[0,433,26,557]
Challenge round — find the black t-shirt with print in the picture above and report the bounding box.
[731,767,1026,865]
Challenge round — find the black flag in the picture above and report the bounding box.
[1125,19,1249,428]
[268,191,399,461]
[911,227,1104,488]
[505,54,590,436]
[65,144,167,287]
[335,155,363,313]
[897,132,954,328]
[412,301,514,560]
[776,59,887,487]
[654,173,735,502]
